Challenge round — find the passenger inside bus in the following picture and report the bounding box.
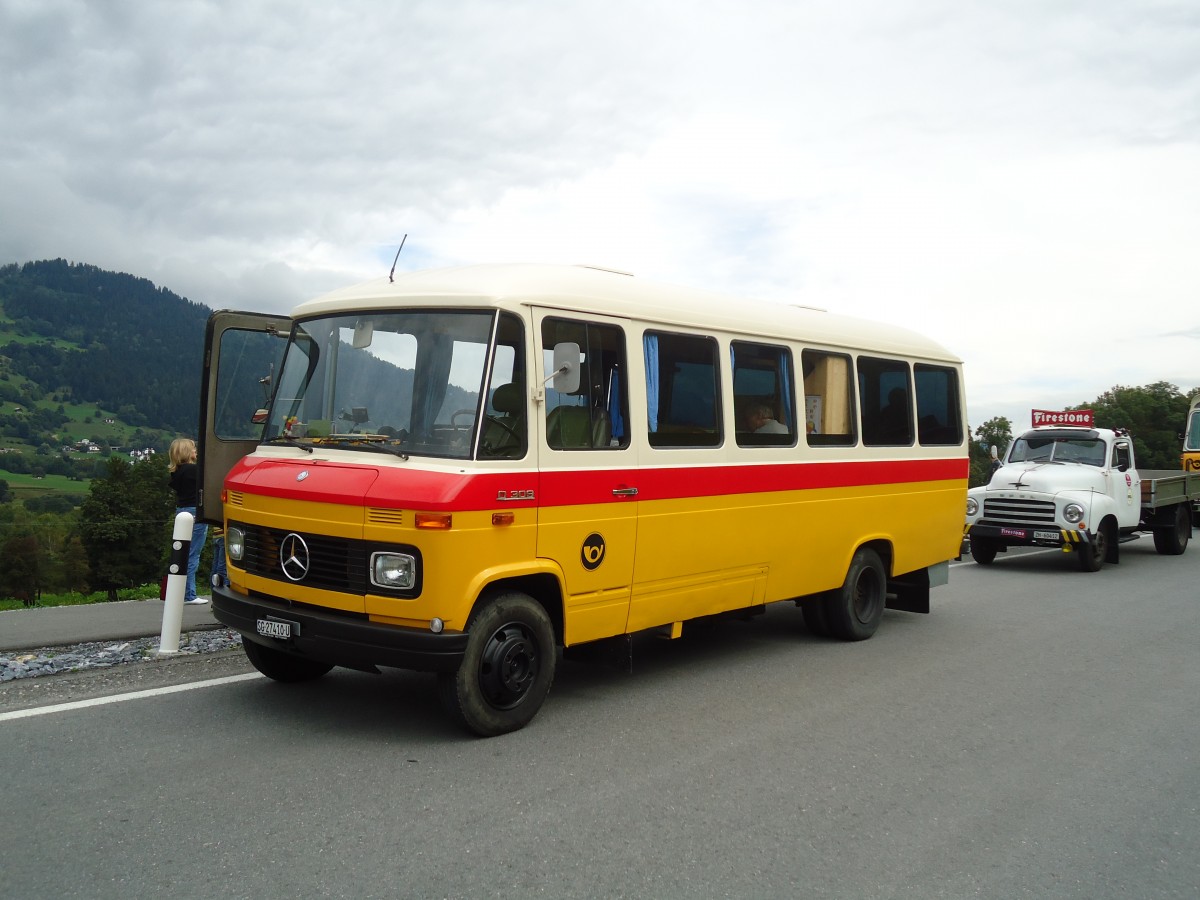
[744,402,788,434]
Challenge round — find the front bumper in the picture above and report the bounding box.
[964,522,1092,550]
[212,584,469,673]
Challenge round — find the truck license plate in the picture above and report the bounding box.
[256,618,296,640]
[1033,530,1060,541]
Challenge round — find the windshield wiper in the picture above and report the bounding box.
[262,435,314,453]
[316,436,410,460]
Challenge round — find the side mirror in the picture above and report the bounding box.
[251,408,268,424]
[549,342,581,395]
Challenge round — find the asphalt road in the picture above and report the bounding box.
[2,541,1197,899]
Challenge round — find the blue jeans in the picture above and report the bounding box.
[212,535,227,587]
[176,507,209,601]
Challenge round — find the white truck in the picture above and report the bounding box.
[963,425,1198,571]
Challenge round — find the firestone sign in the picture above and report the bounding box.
[1032,409,1094,427]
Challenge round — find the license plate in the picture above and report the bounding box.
[256,618,297,640]
[1034,530,1060,541]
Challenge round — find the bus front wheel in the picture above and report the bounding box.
[242,639,333,683]
[825,548,886,641]
[438,591,556,737]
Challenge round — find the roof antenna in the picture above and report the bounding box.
[388,234,408,283]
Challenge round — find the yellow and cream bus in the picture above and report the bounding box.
[199,264,968,735]
[1183,393,1200,473]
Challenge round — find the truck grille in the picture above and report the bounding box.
[982,497,1056,526]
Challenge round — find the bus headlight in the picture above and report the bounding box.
[227,526,245,561]
[371,552,417,590]
[1063,503,1085,524]
[966,497,978,517]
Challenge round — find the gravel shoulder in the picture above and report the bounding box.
[0,631,257,715]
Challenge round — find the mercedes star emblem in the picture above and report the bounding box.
[280,533,311,582]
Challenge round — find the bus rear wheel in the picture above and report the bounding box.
[242,639,333,683]
[438,591,556,737]
[825,548,886,641]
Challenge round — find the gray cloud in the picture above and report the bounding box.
[2,0,1199,416]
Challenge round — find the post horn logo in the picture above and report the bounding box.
[581,533,606,570]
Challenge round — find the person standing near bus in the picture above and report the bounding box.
[168,437,209,604]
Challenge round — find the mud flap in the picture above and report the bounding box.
[885,562,947,615]
[563,633,633,673]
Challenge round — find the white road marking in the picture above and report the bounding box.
[0,672,263,722]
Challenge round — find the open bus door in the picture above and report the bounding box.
[197,311,291,524]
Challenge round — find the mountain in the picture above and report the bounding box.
[0,259,211,437]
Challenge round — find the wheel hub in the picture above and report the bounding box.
[478,624,538,709]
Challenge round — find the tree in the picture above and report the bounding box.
[1070,382,1194,470]
[969,417,1013,487]
[0,532,40,605]
[77,454,172,601]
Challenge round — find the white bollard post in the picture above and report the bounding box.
[158,510,193,656]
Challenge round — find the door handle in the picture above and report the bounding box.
[612,487,638,497]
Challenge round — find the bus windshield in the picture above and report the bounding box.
[1186,407,1200,452]
[1008,435,1105,467]
[261,310,524,461]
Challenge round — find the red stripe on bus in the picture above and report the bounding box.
[228,455,967,511]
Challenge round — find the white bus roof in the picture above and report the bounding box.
[294,263,959,363]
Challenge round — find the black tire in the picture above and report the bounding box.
[970,537,998,566]
[1153,503,1192,555]
[438,591,556,737]
[1078,522,1108,572]
[242,639,333,683]
[802,597,830,636]
[825,548,886,641]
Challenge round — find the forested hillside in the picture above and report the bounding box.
[0,259,210,434]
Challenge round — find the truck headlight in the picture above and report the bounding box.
[966,497,978,517]
[1063,503,1085,524]
[227,526,245,561]
[371,552,416,590]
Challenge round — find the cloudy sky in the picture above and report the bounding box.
[3,0,1198,432]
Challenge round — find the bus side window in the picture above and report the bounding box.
[541,317,629,450]
[859,357,913,446]
[732,340,795,447]
[645,331,722,448]
[802,349,856,446]
[914,363,963,446]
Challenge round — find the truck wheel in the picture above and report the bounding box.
[438,591,556,737]
[824,548,886,641]
[970,537,998,565]
[1078,523,1108,572]
[1153,503,1192,555]
[242,639,333,683]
